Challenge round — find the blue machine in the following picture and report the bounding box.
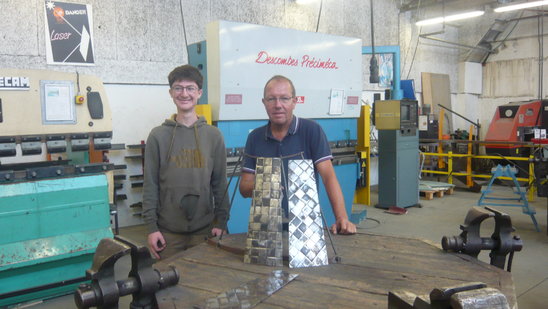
[189,21,365,233]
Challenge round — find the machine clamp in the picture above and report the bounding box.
[74,236,179,309]
[441,206,522,271]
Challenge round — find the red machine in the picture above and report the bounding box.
[485,100,548,157]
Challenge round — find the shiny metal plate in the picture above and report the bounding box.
[202,270,298,309]
[287,159,328,268]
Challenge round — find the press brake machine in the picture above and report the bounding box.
[0,68,114,306]
[189,20,365,233]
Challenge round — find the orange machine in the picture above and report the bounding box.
[485,100,548,157]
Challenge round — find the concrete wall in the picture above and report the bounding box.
[458,10,548,139]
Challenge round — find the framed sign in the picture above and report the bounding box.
[44,1,95,65]
[40,80,76,124]
[328,89,344,115]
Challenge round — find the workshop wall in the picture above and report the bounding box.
[0,1,458,96]
[396,8,463,135]
[398,7,461,94]
[0,0,403,84]
[478,18,548,140]
[459,10,548,139]
[0,0,465,226]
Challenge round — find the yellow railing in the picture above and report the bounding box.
[421,151,536,201]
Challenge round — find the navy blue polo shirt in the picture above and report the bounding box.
[242,116,333,214]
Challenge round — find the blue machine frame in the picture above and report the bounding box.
[218,119,359,233]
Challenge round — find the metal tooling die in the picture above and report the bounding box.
[287,159,328,268]
[244,157,283,267]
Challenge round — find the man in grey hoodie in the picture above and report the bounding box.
[142,65,229,259]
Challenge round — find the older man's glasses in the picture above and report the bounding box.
[172,86,198,94]
[264,96,293,104]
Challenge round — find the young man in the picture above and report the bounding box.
[142,65,229,259]
[239,75,356,235]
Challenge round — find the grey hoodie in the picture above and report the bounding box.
[142,115,229,234]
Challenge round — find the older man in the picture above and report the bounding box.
[239,75,356,235]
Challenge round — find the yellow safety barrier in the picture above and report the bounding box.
[421,151,536,201]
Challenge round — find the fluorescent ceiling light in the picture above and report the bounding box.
[494,0,548,13]
[416,10,485,26]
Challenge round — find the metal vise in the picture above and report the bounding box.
[74,236,179,309]
[388,282,510,309]
[441,206,522,271]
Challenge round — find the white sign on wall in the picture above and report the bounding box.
[206,20,363,121]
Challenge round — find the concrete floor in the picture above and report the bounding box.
[11,185,548,309]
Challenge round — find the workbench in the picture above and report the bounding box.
[154,232,516,308]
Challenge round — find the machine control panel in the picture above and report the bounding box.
[0,69,113,158]
[373,99,418,134]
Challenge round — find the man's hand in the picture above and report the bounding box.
[211,228,227,237]
[331,218,357,235]
[147,231,166,259]
[239,172,255,198]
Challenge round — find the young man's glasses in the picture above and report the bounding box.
[264,96,293,104]
[172,86,198,94]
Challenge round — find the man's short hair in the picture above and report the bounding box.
[168,65,203,89]
[264,75,296,98]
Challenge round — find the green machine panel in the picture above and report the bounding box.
[0,174,113,306]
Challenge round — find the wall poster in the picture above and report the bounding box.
[378,54,393,88]
[44,1,95,65]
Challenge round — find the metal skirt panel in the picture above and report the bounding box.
[287,159,328,268]
[244,158,283,267]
